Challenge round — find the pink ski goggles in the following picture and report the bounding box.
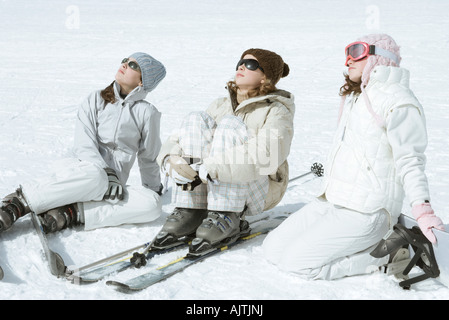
[344,41,400,66]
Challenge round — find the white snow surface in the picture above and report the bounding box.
[1,0,449,300]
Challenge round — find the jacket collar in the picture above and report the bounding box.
[231,89,294,113]
[113,81,148,106]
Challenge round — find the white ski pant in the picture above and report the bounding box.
[262,199,390,280]
[172,111,269,215]
[21,158,161,230]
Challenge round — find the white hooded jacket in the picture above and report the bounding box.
[74,81,162,192]
[319,66,430,222]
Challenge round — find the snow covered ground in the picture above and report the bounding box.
[1,0,449,300]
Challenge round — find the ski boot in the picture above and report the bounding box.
[152,207,208,249]
[38,204,80,234]
[189,210,250,256]
[0,188,31,232]
[371,223,440,289]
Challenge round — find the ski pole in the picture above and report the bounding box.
[71,243,147,274]
[289,162,324,183]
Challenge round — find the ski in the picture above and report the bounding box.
[67,213,278,283]
[68,163,323,284]
[30,210,67,277]
[106,216,286,292]
[67,163,323,284]
[0,265,4,281]
[67,241,188,284]
[18,188,68,278]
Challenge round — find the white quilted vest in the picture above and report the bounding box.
[319,66,427,221]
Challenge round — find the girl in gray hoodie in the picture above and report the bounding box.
[0,52,166,233]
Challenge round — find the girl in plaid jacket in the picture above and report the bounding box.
[155,48,295,254]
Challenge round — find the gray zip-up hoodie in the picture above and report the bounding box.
[74,81,162,192]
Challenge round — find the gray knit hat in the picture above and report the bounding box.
[130,52,166,92]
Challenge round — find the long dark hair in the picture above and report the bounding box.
[339,74,362,96]
[100,81,117,104]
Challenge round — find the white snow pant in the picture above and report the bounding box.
[21,158,161,230]
[262,199,390,280]
[172,112,269,215]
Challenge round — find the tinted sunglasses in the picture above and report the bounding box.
[121,58,141,72]
[236,59,264,73]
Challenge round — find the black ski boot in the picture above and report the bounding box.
[371,223,440,289]
[189,210,250,256]
[153,207,208,249]
[0,188,31,232]
[38,204,80,234]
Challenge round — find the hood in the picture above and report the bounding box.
[366,65,410,89]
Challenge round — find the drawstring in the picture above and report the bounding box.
[337,95,346,124]
[337,86,386,129]
[361,85,386,129]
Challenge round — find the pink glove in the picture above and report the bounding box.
[412,203,445,244]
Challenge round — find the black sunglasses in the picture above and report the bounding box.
[236,59,264,73]
[121,58,141,72]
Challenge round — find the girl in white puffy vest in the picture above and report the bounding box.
[263,34,444,280]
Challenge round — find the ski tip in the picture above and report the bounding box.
[106,280,126,287]
[66,274,99,285]
[0,267,4,281]
[51,252,68,277]
[106,280,134,293]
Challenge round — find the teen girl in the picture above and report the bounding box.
[155,48,294,254]
[0,52,166,233]
[263,34,444,280]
